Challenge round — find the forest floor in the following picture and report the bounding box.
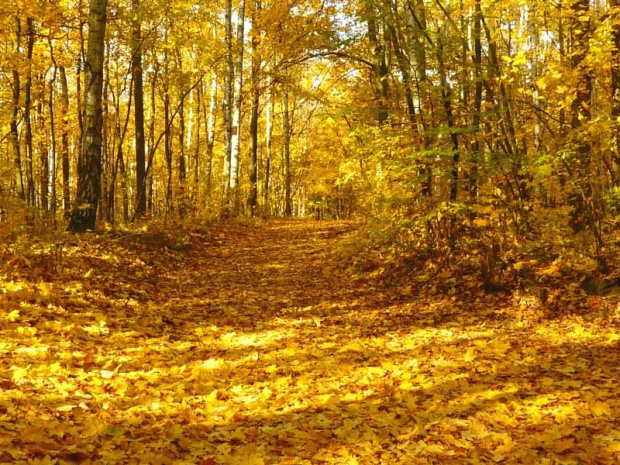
[1,220,620,464]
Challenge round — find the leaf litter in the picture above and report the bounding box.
[0,220,619,464]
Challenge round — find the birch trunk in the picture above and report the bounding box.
[206,71,217,200]
[229,0,246,213]
[68,0,108,232]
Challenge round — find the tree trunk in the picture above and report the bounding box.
[223,0,234,215]
[229,0,246,214]
[49,64,58,223]
[283,83,292,217]
[365,0,389,125]
[146,61,158,214]
[11,16,25,201]
[59,66,71,214]
[132,0,147,218]
[437,36,459,202]
[248,0,261,216]
[177,50,187,217]
[68,0,108,232]
[405,0,432,196]
[193,83,202,205]
[24,18,35,206]
[38,85,49,212]
[470,0,482,203]
[119,147,129,222]
[206,71,217,201]
[164,83,173,215]
[264,74,273,216]
[609,0,620,182]
[568,0,594,233]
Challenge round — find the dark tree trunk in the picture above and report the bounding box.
[248,1,261,216]
[365,0,389,125]
[283,84,292,217]
[567,0,594,233]
[611,0,620,182]
[164,84,173,214]
[59,66,71,214]
[132,0,147,218]
[11,16,25,201]
[24,18,35,206]
[470,0,482,202]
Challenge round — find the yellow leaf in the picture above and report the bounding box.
[464,347,476,362]
[56,404,77,412]
[551,437,575,452]
[12,367,28,381]
[591,401,611,416]
[415,440,448,455]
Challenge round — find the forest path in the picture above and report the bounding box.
[1,220,620,464]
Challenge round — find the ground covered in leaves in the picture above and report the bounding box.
[1,220,620,464]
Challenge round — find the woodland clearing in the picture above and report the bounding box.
[0,220,619,464]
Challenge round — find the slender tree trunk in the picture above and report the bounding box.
[568,0,594,233]
[77,0,86,141]
[132,0,147,218]
[230,0,246,213]
[387,18,416,130]
[108,78,133,224]
[100,55,110,221]
[147,63,158,214]
[177,50,187,217]
[470,0,482,202]
[164,83,173,215]
[609,0,620,182]
[24,18,35,206]
[119,147,129,222]
[11,17,25,201]
[193,84,202,205]
[223,0,234,214]
[406,0,432,196]
[365,0,389,125]
[38,85,49,212]
[49,64,58,223]
[529,6,542,157]
[206,71,217,201]
[283,83,292,217]
[59,66,71,214]
[68,0,108,232]
[436,33,459,203]
[264,74,273,216]
[248,0,261,216]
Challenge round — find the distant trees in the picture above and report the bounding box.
[0,0,617,271]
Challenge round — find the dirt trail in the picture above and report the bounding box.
[1,220,620,464]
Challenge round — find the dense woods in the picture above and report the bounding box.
[2,1,620,462]
[1,0,618,245]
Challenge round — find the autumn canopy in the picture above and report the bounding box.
[1,0,620,463]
